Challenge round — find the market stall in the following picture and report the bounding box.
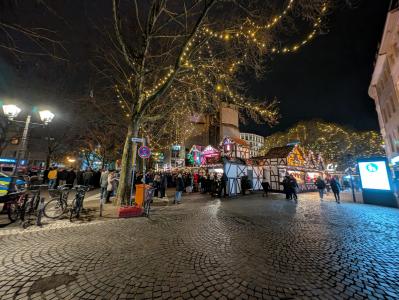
[253,144,325,192]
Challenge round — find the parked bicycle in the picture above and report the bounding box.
[43,185,71,219]
[21,185,48,228]
[143,188,156,217]
[69,185,89,222]
[4,191,27,223]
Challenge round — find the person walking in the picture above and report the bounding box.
[316,176,326,200]
[289,175,299,203]
[330,176,341,203]
[106,170,117,203]
[47,167,58,189]
[282,175,291,200]
[174,173,184,204]
[261,177,270,197]
[100,169,109,203]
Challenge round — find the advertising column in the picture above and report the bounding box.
[358,157,398,207]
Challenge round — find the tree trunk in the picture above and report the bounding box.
[116,120,139,205]
[46,151,51,168]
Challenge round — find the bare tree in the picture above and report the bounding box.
[0,0,66,60]
[92,0,339,202]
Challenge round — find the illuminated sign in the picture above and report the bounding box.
[358,160,391,191]
[326,163,338,171]
[0,158,17,164]
[172,145,181,151]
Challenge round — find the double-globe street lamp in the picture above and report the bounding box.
[2,104,55,175]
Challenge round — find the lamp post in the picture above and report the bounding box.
[2,104,55,175]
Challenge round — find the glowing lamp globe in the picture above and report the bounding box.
[39,110,55,124]
[3,104,21,120]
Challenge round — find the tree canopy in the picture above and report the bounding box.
[261,120,385,170]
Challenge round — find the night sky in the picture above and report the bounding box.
[243,0,391,136]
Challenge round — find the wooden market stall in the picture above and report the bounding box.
[252,144,325,192]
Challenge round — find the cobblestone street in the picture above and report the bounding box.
[1,192,399,300]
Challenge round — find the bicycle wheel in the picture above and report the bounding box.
[44,199,66,219]
[7,203,20,223]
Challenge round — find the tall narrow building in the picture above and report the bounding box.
[369,5,399,165]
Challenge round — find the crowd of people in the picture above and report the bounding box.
[131,170,230,203]
[279,174,342,204]
[42,167,120,200]
[40,166,346,205]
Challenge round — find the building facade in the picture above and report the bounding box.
[240,132,264,157]
[369,6,399,165]
[164,103,241,168]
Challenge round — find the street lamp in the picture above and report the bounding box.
[2,104,21,120]
[1,104,55,175]
[39,110,55,125]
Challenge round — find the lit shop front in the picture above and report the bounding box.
[252,144,325,192]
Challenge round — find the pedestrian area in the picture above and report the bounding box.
[0,192,398,299]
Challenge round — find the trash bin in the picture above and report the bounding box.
[135,184,151,207]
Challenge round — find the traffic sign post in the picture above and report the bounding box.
[130,137,144,206]
[129,138,152,206]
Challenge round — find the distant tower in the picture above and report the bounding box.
[185,103,239,148]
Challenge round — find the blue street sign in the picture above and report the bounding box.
[138,146,151,159]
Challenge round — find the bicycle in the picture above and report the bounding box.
[5,191,28,223]
[143,188,155,217]
[21,185,48,228]
[43,185,71,219]
[69,185,89,222]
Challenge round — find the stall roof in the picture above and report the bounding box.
[223,136,249,147]
[263,145,295,159]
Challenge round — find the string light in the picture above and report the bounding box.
[113,0,329,138]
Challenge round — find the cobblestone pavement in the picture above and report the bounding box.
[1,192,399,300]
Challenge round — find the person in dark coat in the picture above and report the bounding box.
[174,174,184,204]
[160,173,168,198]
[199,175,206,193]
[42,168,49,184]
[261,178,270,197]
[330,176,341,203]
[205,174,211,194]
[282,175,291,199]
[219,173,228,197]
[58,169,68,186]
[289,175,299,203]
[66,169,76,187]
[93,170,101,188]
[76,170,84,185]
[315,176,326,200]
[241,174,249,196]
